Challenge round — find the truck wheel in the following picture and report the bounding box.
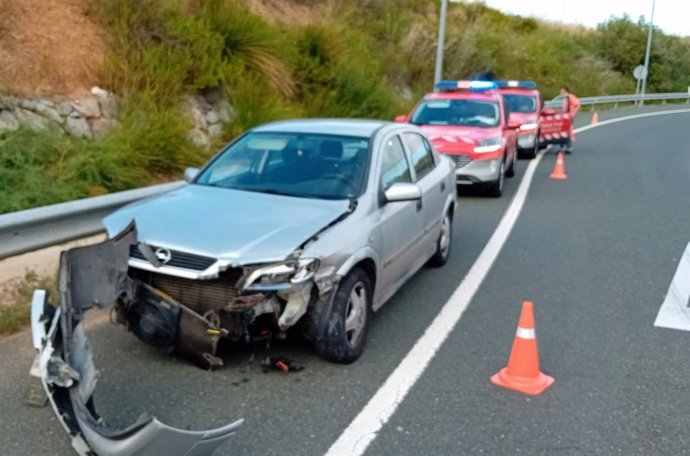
[315,268,372,363]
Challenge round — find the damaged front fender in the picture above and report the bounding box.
[29,223,243,456]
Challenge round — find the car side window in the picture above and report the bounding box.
[403,133,435,180]
[380,135,412,190]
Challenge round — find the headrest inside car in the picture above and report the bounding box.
[319,140,343,159]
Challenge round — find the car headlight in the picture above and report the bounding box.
[519,122,538,131]
[243,258,320,291]
[473,137,505,153]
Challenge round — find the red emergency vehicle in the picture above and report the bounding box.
[496,80,542,159]
[538,95,573,151]
[396,80,519,197]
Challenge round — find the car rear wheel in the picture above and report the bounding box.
[487,159,505,198]
[315,268,372,363]
[428,210,452,267]
[524,137,538,159]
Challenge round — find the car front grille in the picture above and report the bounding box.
[131,269,244,316]
[129,244,216,271]
[446,154,472,169]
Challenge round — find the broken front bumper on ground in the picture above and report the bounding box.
[29,224,243,456]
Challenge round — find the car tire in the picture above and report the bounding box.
[523,138,538,159]
[315,268,372,364]
[428,210,452,267]
[487,159,505,198]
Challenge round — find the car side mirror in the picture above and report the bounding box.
[394,115,408,123]
[385,183,422,203]
[184,167,200,183]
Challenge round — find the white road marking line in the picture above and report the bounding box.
[654,243,690,331]
[325,109,690,456]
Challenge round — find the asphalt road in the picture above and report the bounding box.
[1,107,689,455]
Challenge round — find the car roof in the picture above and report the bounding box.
[424,91,501,102]
[252,119,389,138]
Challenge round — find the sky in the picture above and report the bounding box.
[472,0,689,37]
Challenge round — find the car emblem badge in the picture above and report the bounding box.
[154,247,172,265]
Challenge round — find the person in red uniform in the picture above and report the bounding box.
[560,86,580,154]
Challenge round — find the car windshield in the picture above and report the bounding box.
[504,94,537,113]
[410,99,500,127]
[195,132,370,200]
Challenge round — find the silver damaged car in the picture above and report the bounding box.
[102,119,457,366]
[28,119,455,455]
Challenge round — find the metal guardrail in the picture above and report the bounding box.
[548,92,690,109]
[0,181,184,260]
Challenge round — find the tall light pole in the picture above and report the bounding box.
[639,0,656,106]
[433,0,449,88]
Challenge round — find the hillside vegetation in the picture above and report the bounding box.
[2,0,690,214]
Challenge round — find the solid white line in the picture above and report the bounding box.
[654,243,690,331]
[325,108,690,456]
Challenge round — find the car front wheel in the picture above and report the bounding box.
[487,159,505,197]
[316,268,372,363]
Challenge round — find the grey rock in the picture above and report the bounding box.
[200,87,224,104]
[206,110,220,125]
[56,102,74,117]
[198,96,213,112]
[91,118,119,138]
[191,107,207,131]
[215,100,235,124]
[0,96,18,110]
[187,128,209,147]
[73,98,101,118]
[98,95,118,119]
[208,123,223,138]
[16,109,49,130]
[36,99,55,109]
[35,103,63,124]
[18,99,38,111]
[65,116,92,138]
[0,110,20,132]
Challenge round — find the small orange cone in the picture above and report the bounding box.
[591,112,599,125]
[549,151,568,180]
[491,301,554,396]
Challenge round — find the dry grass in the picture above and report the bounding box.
[246,0,328,26]
[0,0,107,99]
[0,270,57,337]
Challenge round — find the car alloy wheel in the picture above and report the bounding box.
[316,268,372,363]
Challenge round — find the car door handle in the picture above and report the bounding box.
[416,200,422,211]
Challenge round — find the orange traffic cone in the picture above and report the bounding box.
[491,301,554,396]
[591,112,599,125]
[549,151,567,180]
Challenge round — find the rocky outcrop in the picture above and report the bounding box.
[0,86,235,147]
[0,87,119,139]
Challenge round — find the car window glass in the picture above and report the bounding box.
[380,135,412,190]
[504,95,537,113]
[403,133,435,179]
[196,133,370,200]
[410,99,500,127]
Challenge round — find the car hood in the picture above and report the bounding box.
[102,184,352,264]
[421,125,502,154]
[508,112,538,125]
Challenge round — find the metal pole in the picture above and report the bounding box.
[433,0,449,88]
[640,0,656,106]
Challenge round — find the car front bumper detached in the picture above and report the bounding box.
[28,223,243,456]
